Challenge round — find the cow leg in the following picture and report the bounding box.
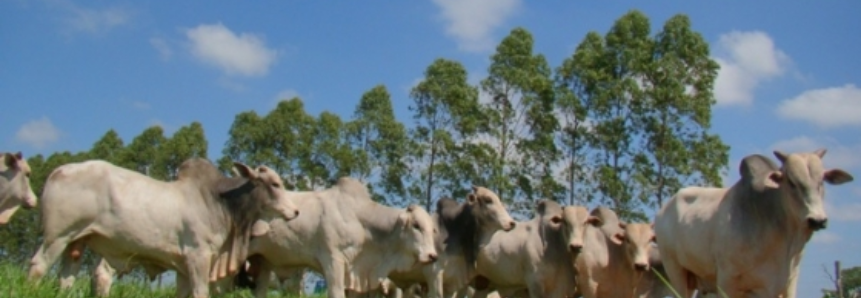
[28,236,73,282]
[252,262,273,298]
[91,257,116,297]
[175,273,192,298]
[659,256,694,298]
[323,258,348,298]
[58,242,85,289]
[185,254,212,298]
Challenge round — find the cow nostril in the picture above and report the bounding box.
[807,217,828,230]
[634,263,648,272]
[294,210,300,216]
[568,244,583,253]
[428,253,438,262]
[508,221,516,230]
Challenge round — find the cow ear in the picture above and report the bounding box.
[251,220,270,237]
[471,185,480,193]
[650,234,657,243]
[233,162,258,180]
[14,152,23,160]
[586,216,602,227]
[536,200,547,213]
[814,148,827,158]
[467,194,477,205]
[612,233,625,245]
[763,171,783,189]
[773,150,789,163]
[4,153,18,169]
[824,169,854,185]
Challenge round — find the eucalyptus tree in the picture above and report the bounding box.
[480,27,560,210]
[221,111,274,173]
[349,85,411,204]
[265,98,316,190]
[123,125,168,179]
[88,129,125,164]
[634,14,729,208]
[409,58,481,210]
[156,121,208,180]
[554,32,605,206]
[303,111,355,190]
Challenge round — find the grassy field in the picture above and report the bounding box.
[0,263,324,298]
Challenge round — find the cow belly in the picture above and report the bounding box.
[87,235,184,275]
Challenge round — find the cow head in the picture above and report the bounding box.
[611,222,656,272]
[397,204,438,264]
[0,152,38,224]
[232,162,300,222]
[561,205,601,255]
[761,149,854,231]
[467,185,516,232]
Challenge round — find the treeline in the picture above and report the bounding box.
[0,10,729,267]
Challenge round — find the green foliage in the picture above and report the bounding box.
[88,129,125,164]
[349,85,410,204]
[480,27,561,212]
[554,11,728,221]
[0,262,319,298]
[409,58,481,210]
[158,122,209,179]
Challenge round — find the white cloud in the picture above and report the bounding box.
[776,84,861,128]
[50,0,131,35]
[185,23,278,77]
[713,31,790,106]
[811,230,841,244]
[274,89,300,102]
[149,37,172,60]
[431,0,520,52]
[15,117,61,149]
[769,136,861,169]
[131,101,150,110]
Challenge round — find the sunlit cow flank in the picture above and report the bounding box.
[241,177,438,298]
[655,150,854,298]
[28,158,300,298]
[0,152,37,224]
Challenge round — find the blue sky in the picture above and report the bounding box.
[2,0,860,296]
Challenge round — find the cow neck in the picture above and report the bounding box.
[357,200,403,238]
[729,182,801,242]
[208,176,267,280]
[438,201,481,271]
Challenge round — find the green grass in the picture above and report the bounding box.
[0,263,325,298]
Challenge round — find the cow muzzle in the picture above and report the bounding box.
[568,243,583,254]
[421,252,438,264]
[633,263,649,272]
[807,217,828,231]
[505,221,516,231]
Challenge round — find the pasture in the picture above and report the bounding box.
[0,263,323,298]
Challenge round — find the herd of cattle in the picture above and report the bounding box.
[0,148,854,298]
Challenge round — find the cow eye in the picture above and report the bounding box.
[271,183,280,188]
[412,223,421,230]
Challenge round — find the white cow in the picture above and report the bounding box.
[471,199,579,298]
[655,150,854,297]
[0,152,37,224]
[245,177,438,298]
[386,187,517,298]
[28,158,300,298]
[567,206,667,298]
